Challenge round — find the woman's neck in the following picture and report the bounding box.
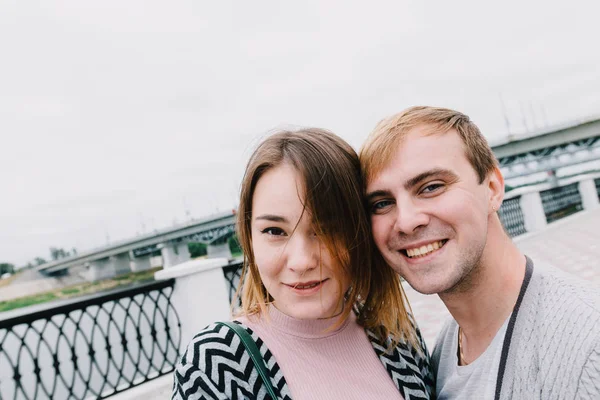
[260,305,352,339]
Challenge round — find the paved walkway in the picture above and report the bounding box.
[126,208,600,400]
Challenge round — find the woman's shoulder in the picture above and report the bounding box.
[180,321,253,365]
[174,320,292,400]
[173,321,270,400]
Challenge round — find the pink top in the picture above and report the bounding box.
[238,306,403,400]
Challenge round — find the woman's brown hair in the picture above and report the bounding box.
[235,128,418,349]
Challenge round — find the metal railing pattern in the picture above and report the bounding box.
[540,182,584,223]
[498,196,528,237]
[223,262,243,305]
[0,279,181,400]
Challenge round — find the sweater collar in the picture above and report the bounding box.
[265,305,352,339]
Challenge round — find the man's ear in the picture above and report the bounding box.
[487,166,505,213]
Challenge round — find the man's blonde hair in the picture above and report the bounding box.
[360,106,498,185]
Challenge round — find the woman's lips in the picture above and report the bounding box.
[284,279,328,295]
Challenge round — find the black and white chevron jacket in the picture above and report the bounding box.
[172,320,434,400]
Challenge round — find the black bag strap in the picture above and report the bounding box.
[216,321,278,399]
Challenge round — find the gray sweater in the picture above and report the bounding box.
[434,257,600,399]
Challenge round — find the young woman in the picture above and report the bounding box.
[172,129,434,399]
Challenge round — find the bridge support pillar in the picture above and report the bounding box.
[85,258,116,282]
[579,178,600,211]
[520,190,548,232]
[129,251,152,272]
[159,242,191,268]
[155,258,230,353]
[110,253,131,276]
[207,242,232,259]
[176,242,191,263]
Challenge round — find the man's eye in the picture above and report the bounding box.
[371,200,393,213]
[261,227,286,236]
[422,183,443,194]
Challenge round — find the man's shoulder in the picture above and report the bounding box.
[530,260,600,317]
[514,259,600,357]
[502,259,600,398]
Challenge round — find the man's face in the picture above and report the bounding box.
[366,126,493,295]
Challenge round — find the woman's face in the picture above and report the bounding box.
[251,163,349,320]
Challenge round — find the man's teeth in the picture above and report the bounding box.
[406,240,445,258]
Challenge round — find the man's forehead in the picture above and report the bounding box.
[366,129,467,188]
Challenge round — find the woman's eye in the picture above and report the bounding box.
[261,227,286,236]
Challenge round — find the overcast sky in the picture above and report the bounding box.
[1,0,599,266]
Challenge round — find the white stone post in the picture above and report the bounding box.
[520,190,548,232]
[579,178,600,211]
[155,258,231,352]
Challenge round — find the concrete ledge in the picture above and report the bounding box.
[514,208,597,243]
[105,374,173,400]
[154,258,229,280]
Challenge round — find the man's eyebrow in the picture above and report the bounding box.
[254,214,288,223]
[366,168,458,201]
[405,168,458,190]
[365,189,392,202]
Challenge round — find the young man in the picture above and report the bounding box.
[360,106,600,399]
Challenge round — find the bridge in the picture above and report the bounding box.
[36,210,237,281]
[34,117,600,283]
[493,116,600,182]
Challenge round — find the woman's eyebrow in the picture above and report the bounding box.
[254,214,288,223]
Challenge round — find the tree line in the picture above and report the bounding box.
[0,262,15,275]
[188,236,242,258]
[1,246,78,273]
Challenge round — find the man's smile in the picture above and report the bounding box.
[400,239,449,258]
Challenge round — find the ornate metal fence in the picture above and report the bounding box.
[222,261,243,304]
[498,196,527,237]
[540,182,584,223]
[0,279,181,400]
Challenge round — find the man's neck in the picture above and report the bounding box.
[439,225,527,363]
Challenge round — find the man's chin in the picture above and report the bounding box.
[403,275,456,295]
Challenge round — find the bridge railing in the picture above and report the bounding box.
[498,196,528,237]
[540,182,584,223]
[499,172,600,238]
[0,280,181,400]
[223,262,243,305]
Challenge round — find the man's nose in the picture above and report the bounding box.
[393,197,429,234]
